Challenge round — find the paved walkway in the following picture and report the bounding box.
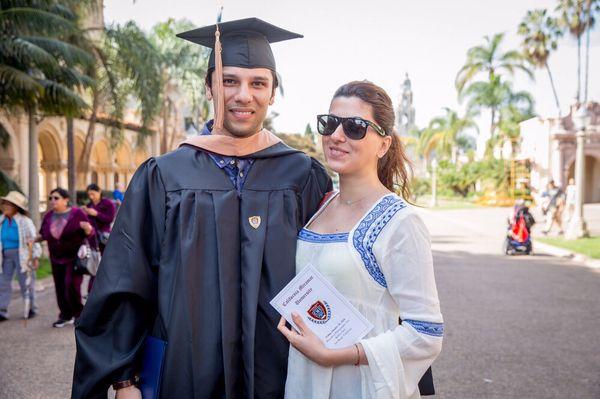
[420,206,600,398]
[0,206,598,398]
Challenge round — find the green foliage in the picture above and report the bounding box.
[410,177,430,199]
[0,169,22,196]
[0,0,94,116]
[455,33,533,95]
[418,107,478,161]
[518,9,563,68]
[434,158,507,198]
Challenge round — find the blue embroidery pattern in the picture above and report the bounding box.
[404,319,444,337]
[298,228,349,243]
[352,195,407,288]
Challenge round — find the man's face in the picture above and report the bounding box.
[207,66,275,137]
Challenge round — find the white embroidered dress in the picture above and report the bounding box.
[285,193,443,399]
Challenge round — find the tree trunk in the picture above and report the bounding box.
[490,107,496,137]
[167,102,177,151]
[66,117,77,203]
[545,61,561,117]
[161,101,168,154]
[584,2,591,104]
[576,34,581,103]
[27,109,40,227]
[80,88,99,175]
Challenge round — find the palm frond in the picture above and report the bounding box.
[24,37,94,68]
[0,37,58,70]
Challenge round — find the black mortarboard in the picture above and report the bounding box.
[176,17,303,72]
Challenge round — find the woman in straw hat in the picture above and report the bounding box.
[0,191,42,321]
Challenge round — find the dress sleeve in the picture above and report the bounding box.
[300,157,333,224]
[360,210,443,399]
[23,217,42,259]
[72,158,166,399]
[94,199,116,225]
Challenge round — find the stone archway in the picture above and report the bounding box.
[90,139,111,189]
[115,142,135,187]
[0,120,18,180]
[566,154,600,203]
[38,126,63,206]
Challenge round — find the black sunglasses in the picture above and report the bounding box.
[48,195,62,201]
[316,114,386,140]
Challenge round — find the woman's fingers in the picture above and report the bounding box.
[292,312,306,334]
[277,317,294,341]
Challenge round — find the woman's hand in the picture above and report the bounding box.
[115,385,142,399]
[31,258,39,271]
[277,313,332,367]
[84,207,98,217]
[79,221,93,235]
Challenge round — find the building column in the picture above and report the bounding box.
[18,116,29,195]
[106,171,115,191]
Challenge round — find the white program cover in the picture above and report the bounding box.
[270,264,373,349]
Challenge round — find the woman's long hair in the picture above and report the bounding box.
[332,81,413,199]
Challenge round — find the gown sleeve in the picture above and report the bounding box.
[300,157,333,224]
[72,158,166,399]
[360,209,443,399]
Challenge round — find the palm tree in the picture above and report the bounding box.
[149,19,209,153]
[455,33,533,95]
[78,21,163,176]
[456,33,533,137]
[1,0,95,222]
[555,0,595,103]
[460,73,534,137]
[518,9,563,116]
[583,0,600,103]
[418,108,478,164]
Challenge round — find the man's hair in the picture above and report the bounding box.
[205,68,279,94]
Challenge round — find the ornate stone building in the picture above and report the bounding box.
[396,73,415,136]
[519,101,600,203]
[0,111,186,209]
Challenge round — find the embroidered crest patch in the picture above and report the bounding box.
[307,300,331,324]
[248,216,261,229]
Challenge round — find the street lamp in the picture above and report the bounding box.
[430,158,438,208]
[566,106,591,239]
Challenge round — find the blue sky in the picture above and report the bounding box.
[105,0,600,137]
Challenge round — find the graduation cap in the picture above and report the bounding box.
[177,18,302,132]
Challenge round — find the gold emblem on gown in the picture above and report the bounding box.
[249,216,261,229]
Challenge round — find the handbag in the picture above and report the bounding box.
[75,241,101,276]
[98,231,110,246]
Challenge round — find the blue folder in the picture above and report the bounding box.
[139,335,167,399]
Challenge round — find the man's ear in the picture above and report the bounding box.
[205,83,213,101]
[269,93,275,106]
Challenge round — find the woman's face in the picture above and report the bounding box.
[1,201,18,217]
[322,96,391,177]
[49,192,69,212]
[87,190,101,204]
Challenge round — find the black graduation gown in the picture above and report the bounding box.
[72,142,332,399]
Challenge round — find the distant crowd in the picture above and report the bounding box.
[0,183,122,326]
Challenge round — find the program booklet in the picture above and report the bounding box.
[270,264,373,349]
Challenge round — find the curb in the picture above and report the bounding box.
[533,241,600,269]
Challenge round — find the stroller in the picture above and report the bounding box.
[503,202,536,255]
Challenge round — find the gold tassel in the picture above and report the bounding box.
[213,25,225,131]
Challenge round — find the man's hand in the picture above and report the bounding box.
[115,385,142,399]
[31,258,39,271]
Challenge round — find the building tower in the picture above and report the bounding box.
[396,73,415,136]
